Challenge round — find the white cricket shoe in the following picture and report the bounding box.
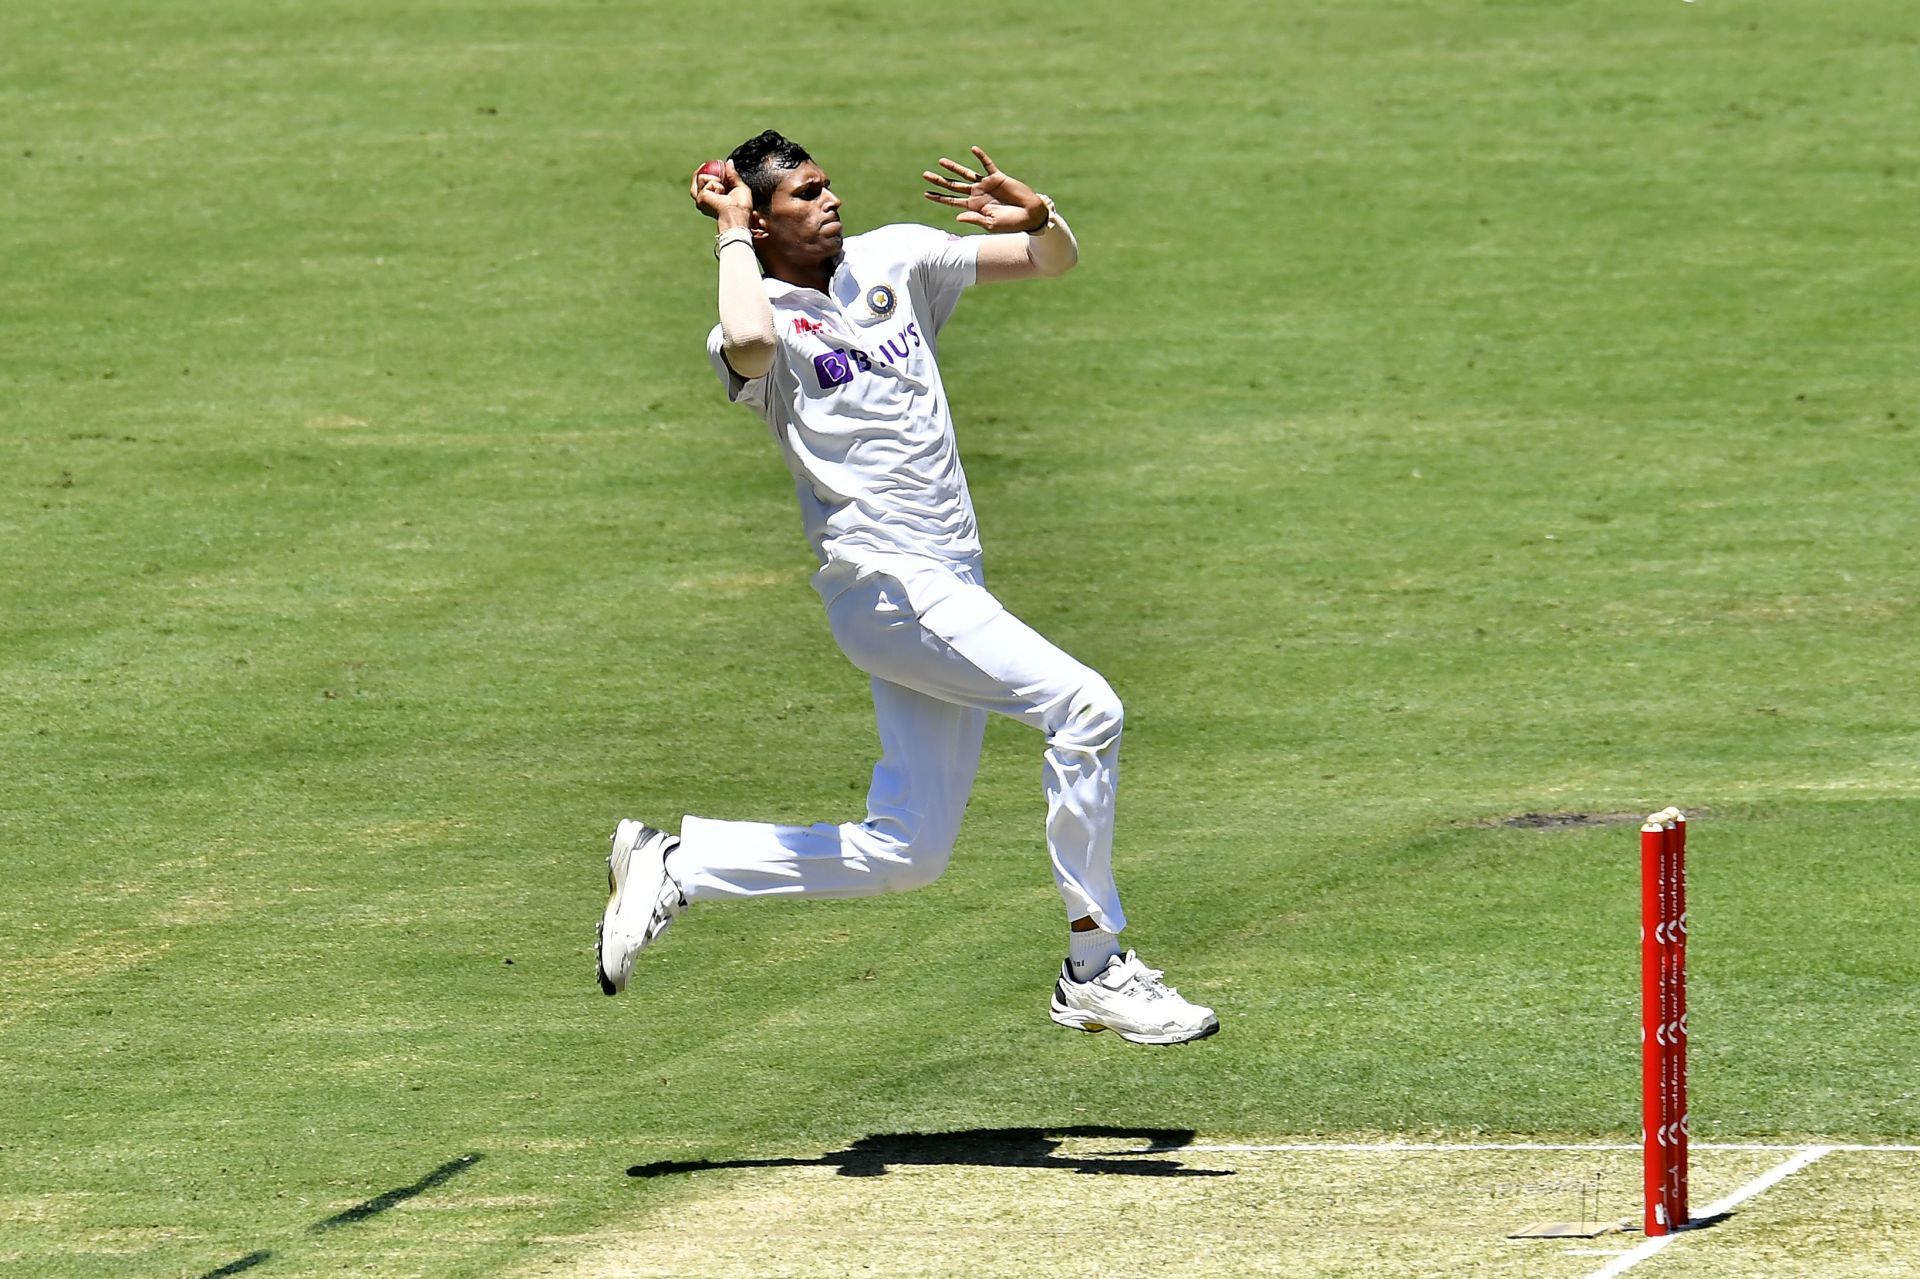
[596,820,686,997]
[1050,950,1219,1045]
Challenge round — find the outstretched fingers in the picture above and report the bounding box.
[921,168,973,195]
[924,148,1001,186]
[936,155,983,183]
[923,158,989,212]
[922,147,1015,227]
[921,194,991,229]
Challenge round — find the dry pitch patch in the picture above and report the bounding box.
[523,1135,1920,1279]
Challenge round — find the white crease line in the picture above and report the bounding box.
[1694,1143,1918,1153]
[1179,1143,1636,1153]
[1577,1228,1673,1278]
[1164,1141,1919,1154]
[1695,1144,1834,1219]
[1577,1145,1834,1279]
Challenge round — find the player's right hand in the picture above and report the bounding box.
[690,162,750,224]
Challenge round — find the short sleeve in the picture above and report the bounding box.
[895,225,981,336]
[707,324,770,412]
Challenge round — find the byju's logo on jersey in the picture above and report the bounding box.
[811,322,926,390]
[813,348,870,388]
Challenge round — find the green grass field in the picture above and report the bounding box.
[4,1,1917,1276]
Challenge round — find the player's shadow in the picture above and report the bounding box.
[310,1152,483,1230]
[192,1152,482,1279]
[628,1126,1231,1179]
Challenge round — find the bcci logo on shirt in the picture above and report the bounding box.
[865,284,897,319]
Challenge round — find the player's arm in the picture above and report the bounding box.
[690,162,777,378]
[921,146,1079,283]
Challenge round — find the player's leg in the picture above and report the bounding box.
[830,570,1217,1045]
[671,677,985,901]
[831,572,1126,926]
[596,669,985,996]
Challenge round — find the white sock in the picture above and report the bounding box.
[1067,928,1122,982]
[662,839,690,906]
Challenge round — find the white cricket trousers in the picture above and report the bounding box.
[674,561,1127,932]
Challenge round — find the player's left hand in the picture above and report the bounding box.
[921,147,1049,233]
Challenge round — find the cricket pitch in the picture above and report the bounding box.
[523,1133,1920,1279]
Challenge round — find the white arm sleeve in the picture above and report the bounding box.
[974,207,1079,283]
[715,238,776,379]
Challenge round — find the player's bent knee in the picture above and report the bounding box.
[878,831,957,892]
[1054,675,1123,755]
[861,821,959,893]
[879,849,951,893]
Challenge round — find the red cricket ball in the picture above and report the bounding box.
[695,160,731,218]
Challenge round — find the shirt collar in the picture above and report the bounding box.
[762,250,850,303]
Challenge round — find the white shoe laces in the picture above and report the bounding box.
[643,875,685,943]
[1108,955,1179,1003]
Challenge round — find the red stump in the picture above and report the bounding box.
[1640,808,1689,1235]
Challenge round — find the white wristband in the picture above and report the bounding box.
[1026,195,1058,236]
[714,227,754,260]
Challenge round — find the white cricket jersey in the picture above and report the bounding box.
[707,223,985,600]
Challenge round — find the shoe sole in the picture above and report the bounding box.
[1049,999,1221,1046]
[597,822,643,997]
[595,920,618,997]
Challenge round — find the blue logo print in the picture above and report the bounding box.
[813,350,855,388]
[810,324,920,390]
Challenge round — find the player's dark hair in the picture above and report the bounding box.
[727,130,813,210]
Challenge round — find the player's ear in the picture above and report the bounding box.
[749,209,769,240]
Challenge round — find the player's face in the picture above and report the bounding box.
[758,162,843,264]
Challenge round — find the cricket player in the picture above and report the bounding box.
[596,130,1217,1045]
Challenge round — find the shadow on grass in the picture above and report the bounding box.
[629,1126,1231,1180]
[194,1152,483,1278]
[195,1251,272,1278]
[310,1152,484,1231]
